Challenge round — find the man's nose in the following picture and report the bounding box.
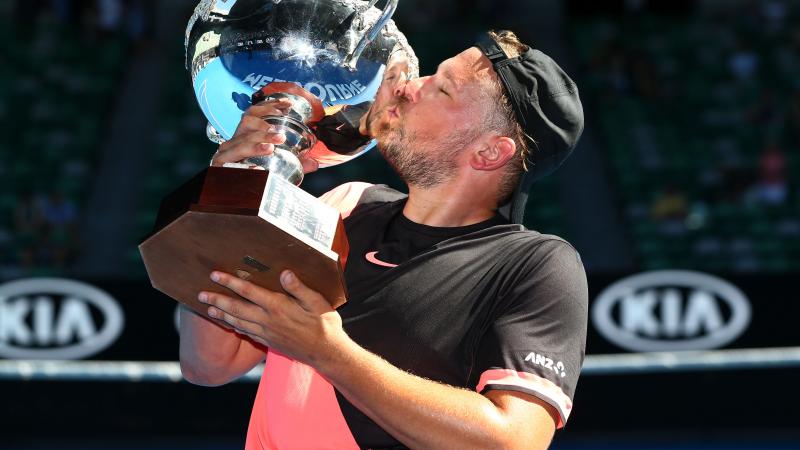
[395,75,424,103]
[391,71,408,97]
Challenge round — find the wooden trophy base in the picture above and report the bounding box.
[139,166,349,318]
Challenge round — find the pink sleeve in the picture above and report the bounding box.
[318,182,374,219]
[476,369,572,428]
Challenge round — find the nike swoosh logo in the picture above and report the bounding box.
[365,251,398,268]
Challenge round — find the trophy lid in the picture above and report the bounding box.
[185,0,418,167]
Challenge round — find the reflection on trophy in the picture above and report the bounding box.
[138,0,417,319]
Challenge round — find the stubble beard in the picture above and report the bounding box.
[378,123,474,189]
[369,98,478,189]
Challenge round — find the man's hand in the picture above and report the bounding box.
[197,269,556,449]
[197,270,346,367]
[210,98,320,174]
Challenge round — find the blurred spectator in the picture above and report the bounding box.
[13,192,44,268]
[124,0,152,44]
[42,192,78,233]
[651,185,688,222]
[14,0,93,28]
[685,200,710,230]
[747,90,780,129]
[747,90,784,143]
[786,90,800,144]
[774,28,800,86]
[607,47,631,95]
[41,192,79,268]
[761,0,788,35]
[97,0,123,36]
[728,42,759,82]
[651,185,689,236]
[746,144,788,206]
[624,0,648,14]
[14,0,46,25]
[629,52,661,99]
[717,164,753,203]
[13,0,138,36]
[49,0,74,24]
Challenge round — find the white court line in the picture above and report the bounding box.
[0,347,799,382]
[582,346,800,375]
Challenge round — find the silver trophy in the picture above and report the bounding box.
[185,0,418,185]
[140,1,417,316]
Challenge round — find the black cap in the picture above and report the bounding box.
[475,32,584,224]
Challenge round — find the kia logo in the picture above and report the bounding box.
[0,278,124,359]
[592,271,751,352]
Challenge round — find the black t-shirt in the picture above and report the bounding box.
[345,194,508,297]
[334,185,589,448]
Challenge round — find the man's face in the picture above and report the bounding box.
[365,48,494,188]
[361,52,409,138]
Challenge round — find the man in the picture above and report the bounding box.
[180,30,587,449]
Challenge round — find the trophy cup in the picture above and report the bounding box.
[139,0,417,317]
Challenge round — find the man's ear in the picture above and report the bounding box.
[469,136,516,171]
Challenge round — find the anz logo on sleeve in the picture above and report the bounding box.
[592,270,751,352]
[524,352,567,378]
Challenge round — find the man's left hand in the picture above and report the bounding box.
[197,270,347,367]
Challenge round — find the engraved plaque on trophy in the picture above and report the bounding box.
[138,0,417,317]
[139,163,350,313]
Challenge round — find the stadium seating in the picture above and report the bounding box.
[570,10,800,272]
[0,13,128,275]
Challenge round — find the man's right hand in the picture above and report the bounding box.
[210,98,319,174]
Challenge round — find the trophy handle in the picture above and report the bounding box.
[344,0,400,70]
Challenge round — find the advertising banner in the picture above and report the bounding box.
[1,272,798,436]
[0,271,797,361]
